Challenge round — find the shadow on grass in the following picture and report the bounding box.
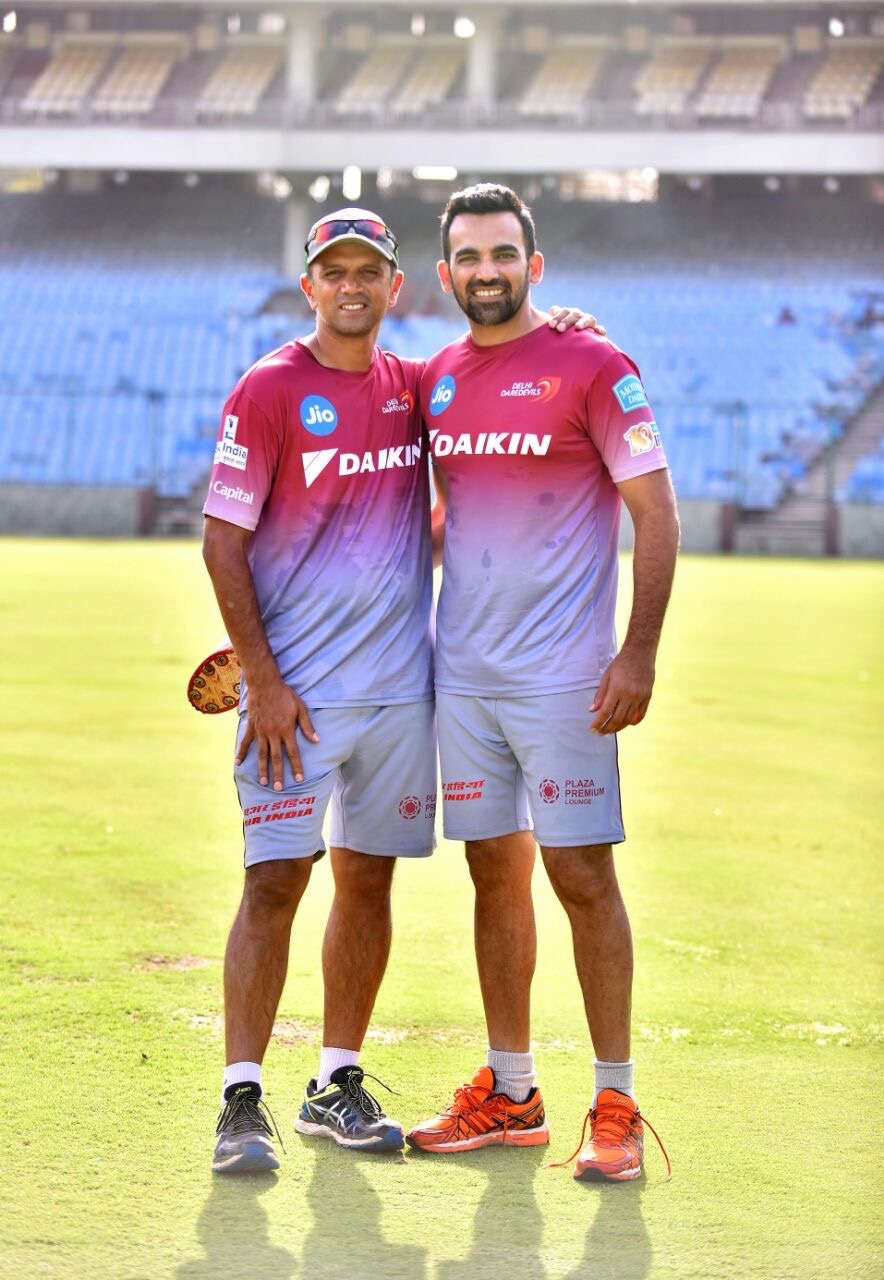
[176,1175,296,1280]
[433,1145,548,1280]
[564,1176,652,1279]
[300,1145,429,1279]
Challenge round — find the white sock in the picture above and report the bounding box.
[593,1059,635,1106]
[317,1046,360,1090]
[487,1048,535,1103]
[222,1060,262,1104]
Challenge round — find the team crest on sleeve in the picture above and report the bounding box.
[612,374,649,414]
[300,395,338,435]
[623,421,662,457]
[429,374,456,416]
[214,414,249,470]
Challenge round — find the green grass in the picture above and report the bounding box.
[0,539,882,1279]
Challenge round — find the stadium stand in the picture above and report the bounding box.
[21,35,114,117]
[803,41,884,121]
[840,437,884,503]
[633,42,711,117]
[195,38,283,120]
[694,41,785,119]
[392,48,463,115]
[517,44,608,117]
[335,46,411,114]
[92,36,183,119]
[1,186,881,516]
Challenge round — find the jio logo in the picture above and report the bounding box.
[429,375,456,416]
[300,395,338,435]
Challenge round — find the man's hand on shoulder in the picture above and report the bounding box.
[235,677,320,789]
[590,645,656,735]
[548,306,606,336]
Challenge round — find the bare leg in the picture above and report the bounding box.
[224,857,314,1064]
[541,844,633,1061]
[466,832,537,1052]
[322,848,396,1048]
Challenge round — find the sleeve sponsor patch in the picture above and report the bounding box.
[214,414,249,470]
[623,421,662,457]
[612,374,649,414]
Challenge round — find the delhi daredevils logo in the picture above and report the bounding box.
[539,778,560,804]
[399,795,421,819]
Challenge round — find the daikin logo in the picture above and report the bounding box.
[302,441,423,488]
[300,395,338,435]
[429,375,456,416]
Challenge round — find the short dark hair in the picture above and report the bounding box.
[440,184,537,261]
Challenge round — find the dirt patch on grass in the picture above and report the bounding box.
[142,955,213,971]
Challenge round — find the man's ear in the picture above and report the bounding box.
[528,252,544,286]
[388,269,405,307]
[437,260,453,294]
[300,272,318,312]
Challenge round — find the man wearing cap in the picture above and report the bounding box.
[202,207,596,1174]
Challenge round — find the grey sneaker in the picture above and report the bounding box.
[294,1066,404,1151]
[212,1083,282,1174]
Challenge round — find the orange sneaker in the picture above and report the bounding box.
[549,1089,672,1183]
[406,1066,550,1153]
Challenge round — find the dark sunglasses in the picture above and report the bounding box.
[306,217,399,259]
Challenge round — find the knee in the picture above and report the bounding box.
[544,846,618,912]
[333,853,395,909]
[242,858,311,916]
[466,835,534,895]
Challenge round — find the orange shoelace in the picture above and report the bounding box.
[446,1082,513,1138]
[546,1102,672,1180]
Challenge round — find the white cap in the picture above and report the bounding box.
[305,207,399,266]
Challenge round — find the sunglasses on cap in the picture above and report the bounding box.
[305,217,399,265]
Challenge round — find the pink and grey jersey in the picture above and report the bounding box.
[204,341,433,709]
[422,325,667,697]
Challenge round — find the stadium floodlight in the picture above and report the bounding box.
[413,166,458,181]
[112,170,129,186]
[183,172,200,189]
[411,14,426,37]
[823,177,840,194]
[454,16,476,39]
[227,14,241,35]
[828,18,845,38]
[342,166,362,202]
[763,176,781,193]
[272,176,292,201]
[308,175,331,202]
[377,168,396,191]
[2,11,16,34]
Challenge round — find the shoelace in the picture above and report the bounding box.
[216,1087,286,1153]
[547,1101,672,1180]
[341,1068,399,1122]
[446,1082,512,1137]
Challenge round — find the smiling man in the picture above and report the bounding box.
[407,185,679,1183]
[202,209,435,1171]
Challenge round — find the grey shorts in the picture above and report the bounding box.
[234,701,437,867]
[436,688,625,848]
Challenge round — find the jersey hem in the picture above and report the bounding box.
[608,459,669,485]
[242,691,435,710]
[202,501,259,532]
[434,678,602,699]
